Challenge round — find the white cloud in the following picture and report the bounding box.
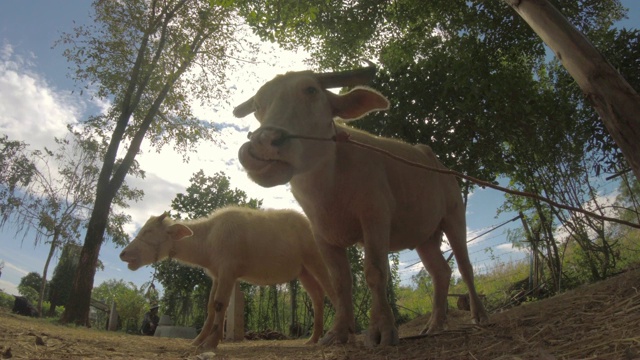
[496,242,521,252]
[547,187,620,244]
[0,279,19,296]
[0,43,83,151]
[3,260,30,276]
[0,260,30,296]
[1,38,308,243]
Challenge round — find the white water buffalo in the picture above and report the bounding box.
[119,206,336,349]
[234,66,489,346]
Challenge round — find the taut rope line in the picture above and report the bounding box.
[275,129,640,230]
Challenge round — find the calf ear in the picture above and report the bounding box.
[167,223,193,241]
[329,87,390,121]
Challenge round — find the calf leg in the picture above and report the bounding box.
[197,275,235,351]
[297,268,325,344]
[302,248,338,308]
[316,241,355,346]
[416,234,452,334]
[192,278,217,347]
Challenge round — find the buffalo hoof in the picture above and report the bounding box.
[364,326,399,347]
[318,329,350,345]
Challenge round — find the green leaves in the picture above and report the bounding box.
[60,0,255,324]
[0,135,36,222]
[92,279,148,332]
[55,0,246,166]
[170,170,262,219]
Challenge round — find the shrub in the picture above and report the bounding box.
[0,290,14,310]
[42,301,65,318]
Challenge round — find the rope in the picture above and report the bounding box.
[451,214,523,251]
[403,214,522,269]
[280,129,639,230]
[144,266,158,301]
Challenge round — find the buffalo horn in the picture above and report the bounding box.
[316,65,377,89]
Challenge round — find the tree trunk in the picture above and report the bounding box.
[60,194,112,326]
[38,233,59,317]
[270,285,279,332]
[47,300,57,317]
[504,0,640,181]
[289,280,298,337]
[58,4,209,326]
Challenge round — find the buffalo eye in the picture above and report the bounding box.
[304,86,318,96]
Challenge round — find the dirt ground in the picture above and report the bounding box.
[1,268,639,359]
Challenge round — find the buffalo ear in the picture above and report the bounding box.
[316,65,377,89]
[329,87,390,121]
[167,223,193,241]
[233,97,255,118]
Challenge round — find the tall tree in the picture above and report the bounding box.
[57,0,249,325]
[550,27,640,176]
[615,176,640,224]
[3,130,132,317]
[48,243,82,317]
[0,135,36,224]
[504,0,640,181]
[238,0,631,191]
[498,9,640,288]
[170,170,262,219]
[92,279,148,332]
[18,272,44,305]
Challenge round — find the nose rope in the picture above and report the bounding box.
[131,236,161,302]
[247,124,639,230]
[248,122,351,144]
[133,234,177,262]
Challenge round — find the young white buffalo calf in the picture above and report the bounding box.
[119,206,336,350]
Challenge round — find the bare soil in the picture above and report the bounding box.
[1,267,640,359]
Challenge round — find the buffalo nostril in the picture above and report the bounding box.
[271,135,289,147]
[119,250,126,259]
[250,127,290,147]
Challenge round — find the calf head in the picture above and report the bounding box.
[119,213,193,270]
[234,66,390,187]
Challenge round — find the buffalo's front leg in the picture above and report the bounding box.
[317,241,355,345]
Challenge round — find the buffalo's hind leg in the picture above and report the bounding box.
[443,215,489,326]
[416,232,452,335]
[192,278,217,347]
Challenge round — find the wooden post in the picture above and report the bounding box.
[107,302,118,331]
[225,281,245,341]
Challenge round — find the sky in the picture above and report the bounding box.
[0,2,638,298]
